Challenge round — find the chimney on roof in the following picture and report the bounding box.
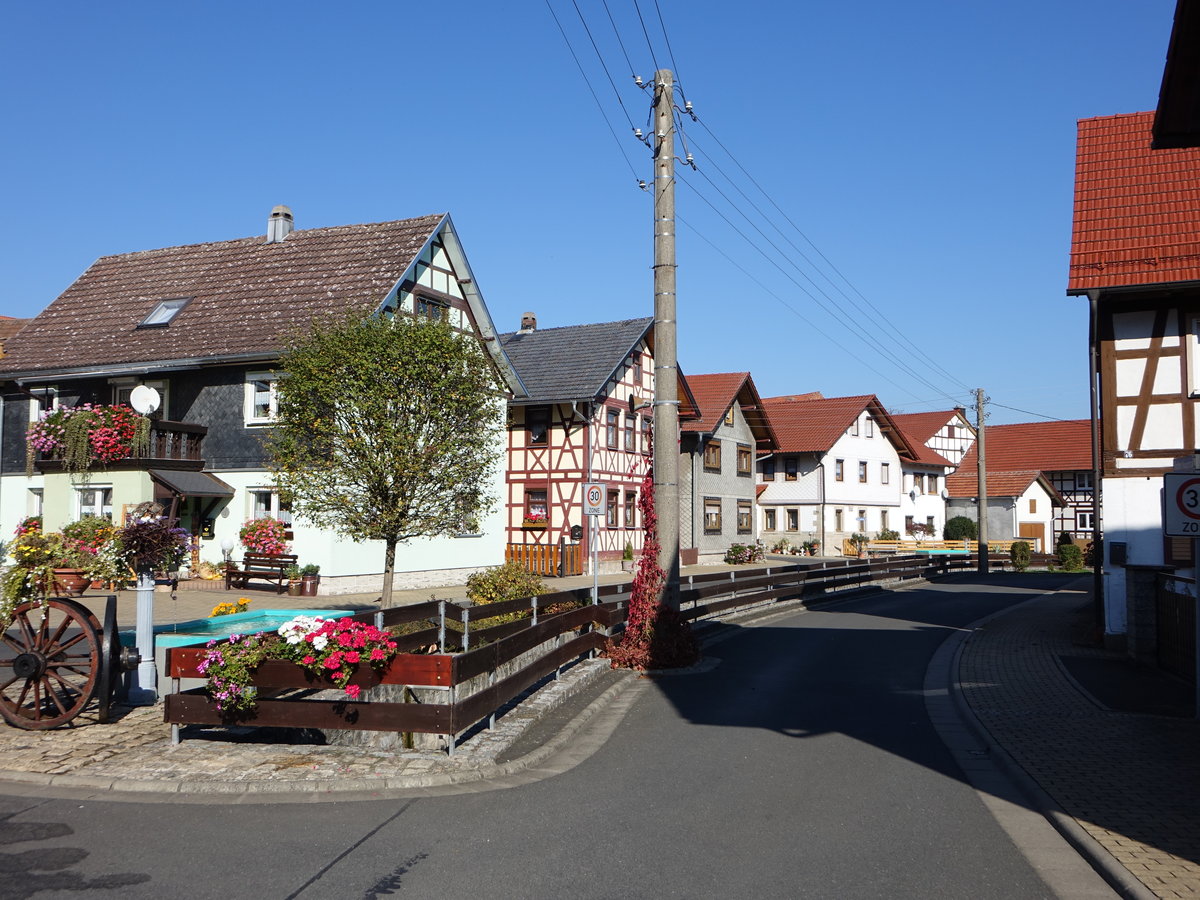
[519,312,537,333]
[266,205,294,243]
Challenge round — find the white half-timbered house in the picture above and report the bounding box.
[499,316,654,574]
[1067,110,1200,639]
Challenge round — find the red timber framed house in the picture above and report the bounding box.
[1068,109,1200,644]
[677,372,777,563]
[498,316,655,575]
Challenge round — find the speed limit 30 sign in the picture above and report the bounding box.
[1164,473,1200,535]
[583,482,604,517]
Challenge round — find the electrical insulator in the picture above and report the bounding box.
[685,101,693,112]
[634,75,644,86]
[685,153,694,165]
[633,128,644,140]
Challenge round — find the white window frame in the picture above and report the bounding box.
[27,488,43,518]
[76,485,113,521]
[248,487,292,527]
[1190,317,1200,398]
[245,372,279,425]
[110,377,169,418]
[29,386,58,422]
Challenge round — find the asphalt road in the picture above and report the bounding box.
[0,575,1096,899]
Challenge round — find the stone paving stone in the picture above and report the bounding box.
[959,586,1200,899]
[0,658,612,790]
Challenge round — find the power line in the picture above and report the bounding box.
[544,0,642,184]
[676,213,929,405]
[631,0,661,73]
[988,400,1080,423]
[569,0,636,130]
[651,0,686,102]
[677,169,961,404]
[601,0,638,78]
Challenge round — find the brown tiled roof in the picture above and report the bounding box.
[678,372,777,450]
[945,467,1066,506]
[974,420,1091,471]
[0,317,30,357]
[762,393,917,458]
[1068,112,1200,292]
[890,410,970,444]
[0,215,445,375]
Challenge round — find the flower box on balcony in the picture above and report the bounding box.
[521,518,547,529]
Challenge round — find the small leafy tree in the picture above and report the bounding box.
[944,516,977,541]
[266,312,502,607]
[1010,540,1031,572]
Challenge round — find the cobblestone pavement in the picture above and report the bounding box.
[958,581,1200,899]
[0,658,627,797]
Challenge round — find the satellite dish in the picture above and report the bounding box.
[129,385,161,416]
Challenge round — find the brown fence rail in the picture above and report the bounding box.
[165,553,999,752]
[505,542,583,577]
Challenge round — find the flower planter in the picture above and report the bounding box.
[300,575,320,597]
[51,568,89,597]
[287,579,302,596]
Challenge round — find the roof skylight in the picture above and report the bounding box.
[139,297,190,328]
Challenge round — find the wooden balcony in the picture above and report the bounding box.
[35,419,207,473]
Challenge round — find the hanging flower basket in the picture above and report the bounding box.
[26,404,151,474]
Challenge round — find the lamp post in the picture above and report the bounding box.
[127,386,162,706]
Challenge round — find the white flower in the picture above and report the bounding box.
[311,635,328,651]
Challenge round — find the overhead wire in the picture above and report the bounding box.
[601,0,639,78]
[631,0,661,74]
[569,0,636,130]
[544,0,643,185]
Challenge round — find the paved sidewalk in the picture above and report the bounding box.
[957,580,1200,899]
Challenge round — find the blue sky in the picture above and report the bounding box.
[0,2,1177,425]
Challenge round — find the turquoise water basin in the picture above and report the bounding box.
[125,608,354,649]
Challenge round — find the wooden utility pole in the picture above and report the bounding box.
[652,69,680,607]
[976,388,989,574]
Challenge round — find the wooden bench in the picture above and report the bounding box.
[225,553,297,594]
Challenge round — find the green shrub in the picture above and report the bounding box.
[1057,530,1074,548]
[1010,540,1031,572]
[944,516,977,540]
[1057,543,1084,571]
[466,561,548,606]
[877,529,900,541]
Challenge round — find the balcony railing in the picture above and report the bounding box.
[35,419,207,472]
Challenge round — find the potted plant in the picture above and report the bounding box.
[849,533,869,558]
[300,564,321,596]
[63,515,118,588]
[285,564,302,596]
[118,515,190,579]
[26,403,151,475]
[621,542,635,572]
[239,517,290,555]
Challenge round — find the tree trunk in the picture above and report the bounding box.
[381,539,397,607]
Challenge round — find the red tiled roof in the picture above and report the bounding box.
[0,215,445,375]
[970,420,1091,471]
[897,430,954,468]
[762,394,917,459]
[890,410,969,444]
[1068,111,1200,293]
[681,372,777,449]
[0,317,29,346]
[945,468,1055,501]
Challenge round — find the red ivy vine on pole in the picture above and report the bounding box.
[604,462,698,670]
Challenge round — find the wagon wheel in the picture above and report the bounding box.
[0,598,101,729]
[96,596,120,724]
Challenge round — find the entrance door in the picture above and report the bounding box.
[1018,522,1045,553]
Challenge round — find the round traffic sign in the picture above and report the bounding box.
[1176,477,1200,520]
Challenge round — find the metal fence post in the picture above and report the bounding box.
[461,607,469,653]
[437,600,446,652]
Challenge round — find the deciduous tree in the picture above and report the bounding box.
[266,312,502,606]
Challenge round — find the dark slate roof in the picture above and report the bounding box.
[499,318,653,403]
[0,215,445,376]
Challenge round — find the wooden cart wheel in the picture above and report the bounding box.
[96,596,119,724]
[0,598,101,729]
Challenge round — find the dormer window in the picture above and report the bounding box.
[139,297,190,328]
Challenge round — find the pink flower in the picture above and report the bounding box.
[344,651,360,664]
[345,684,361,699]
[302,655,315,665]
[369,648,385,661]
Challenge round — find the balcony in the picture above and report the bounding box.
[35,419,207,473]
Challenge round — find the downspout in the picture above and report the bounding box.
[818,459,826,555]
[1089,291,1104,627]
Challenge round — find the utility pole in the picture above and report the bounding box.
[652,69,680,607]
[975,388,989,574]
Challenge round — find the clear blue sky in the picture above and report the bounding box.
[0,2,1177,425]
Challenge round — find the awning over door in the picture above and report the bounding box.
[148,469,234,498]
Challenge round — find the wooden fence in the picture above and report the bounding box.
[506,541,583,577]
[852,538,1043,556]
[1155,573,1196,683]
[164,553,998,752]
